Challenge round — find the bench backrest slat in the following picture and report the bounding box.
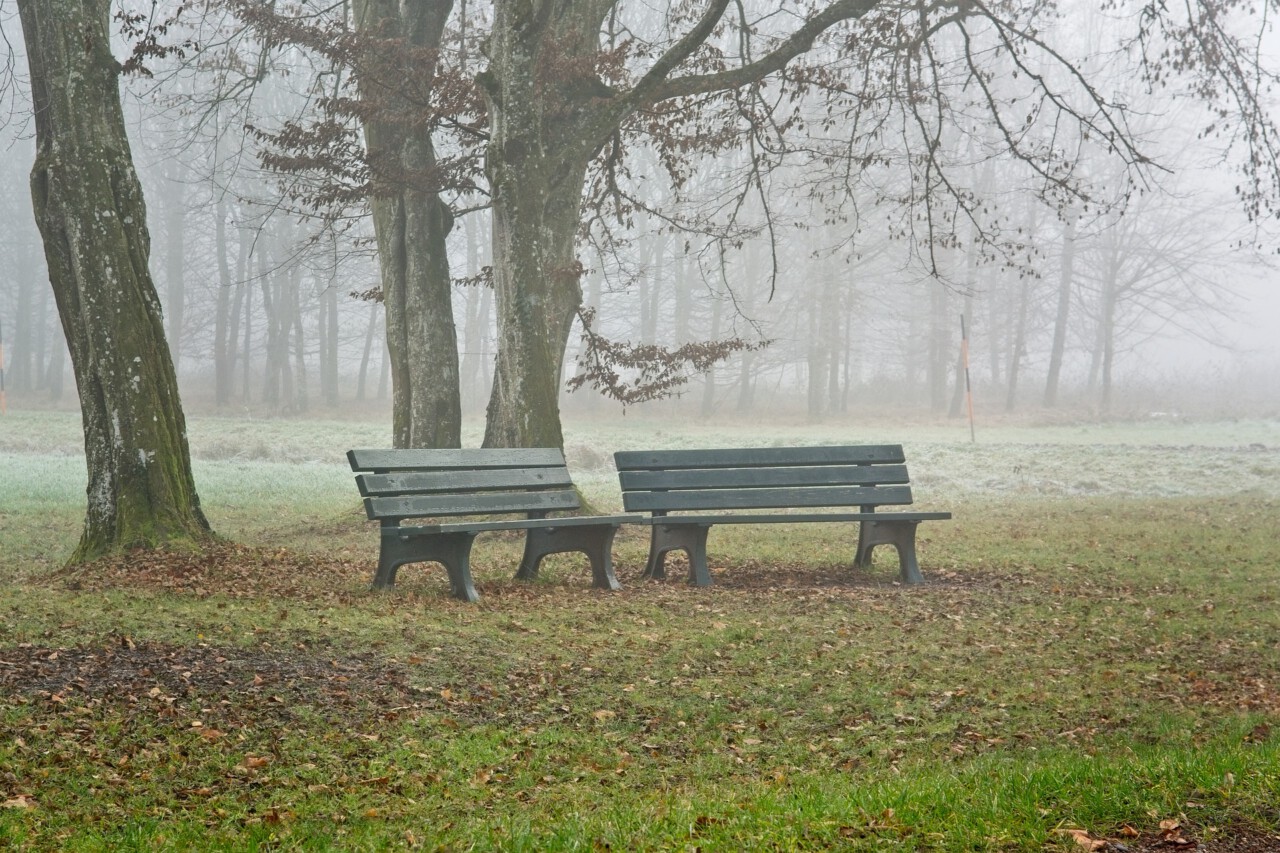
[614,445,905,471]
[615,445,915,514]
[349,448,565,472]
[621,485,913,513]
[618,463,908,492]
[358,468,574,497]
[365,489,581,521]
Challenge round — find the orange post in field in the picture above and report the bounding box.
[960,314,974,442]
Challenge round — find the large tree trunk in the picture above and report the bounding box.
[479,0,610,449]
[355,0,461,449]
[482,166,587,448]
[18,0,212,561]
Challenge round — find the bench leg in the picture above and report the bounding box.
[514,525,622,591]
[854,520,924,584]
[645,524,713,587]
[376,530,481,602]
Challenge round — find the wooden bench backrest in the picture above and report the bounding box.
[614,445,914,514]
[348,448,580,522]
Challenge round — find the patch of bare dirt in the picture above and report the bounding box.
[0,638,419,725]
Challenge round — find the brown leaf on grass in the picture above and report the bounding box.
[2,795,36,809]
[1159,818,1197,847]
[242,755,271,769]
[1057,828,1107,851]
[592,709,616,721]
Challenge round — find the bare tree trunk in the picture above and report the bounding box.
[806,295,826,421]
[949,294,973,419]
[825,281,843,414]
[10,234,36,392]
[929,277,949,412]
[1044,212,1077,408]
[162,170,186,372]
[459,215,491,412]
[240,251,254,404]
[356,301,380,402]
[214,197,234,407]
[1005,200,1039,412]
[260,253,284,408]
[319,283,339,408]
[1005,273,1031,413]
[1097,268,1120,415]
[950,252,976,418]
[355,0,461,449]
[700,291,723,419]
[291,267,308,414]
[18,0,212,560]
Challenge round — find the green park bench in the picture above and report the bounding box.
[348,448,634,602]
[614,445,951,586]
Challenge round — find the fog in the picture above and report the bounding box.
[1,1,1278,430]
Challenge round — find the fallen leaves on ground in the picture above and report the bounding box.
[49,541,369,603]
[0,638,420,726]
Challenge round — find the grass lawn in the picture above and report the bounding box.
[1,411,1278,850]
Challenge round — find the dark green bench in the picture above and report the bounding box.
[614,445,950,586]
[349,448,633,601]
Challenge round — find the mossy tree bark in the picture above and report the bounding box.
[18,0,213,562]
[354,0,462,449]
[479,0,621,449]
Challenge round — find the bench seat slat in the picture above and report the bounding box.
[365,489,581,521]
[614,445,905,470]
[349,447,565,472]
[618,464,909,491]
[621,484,913,513]
[640,511,953,526]
[358,468,573,497]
